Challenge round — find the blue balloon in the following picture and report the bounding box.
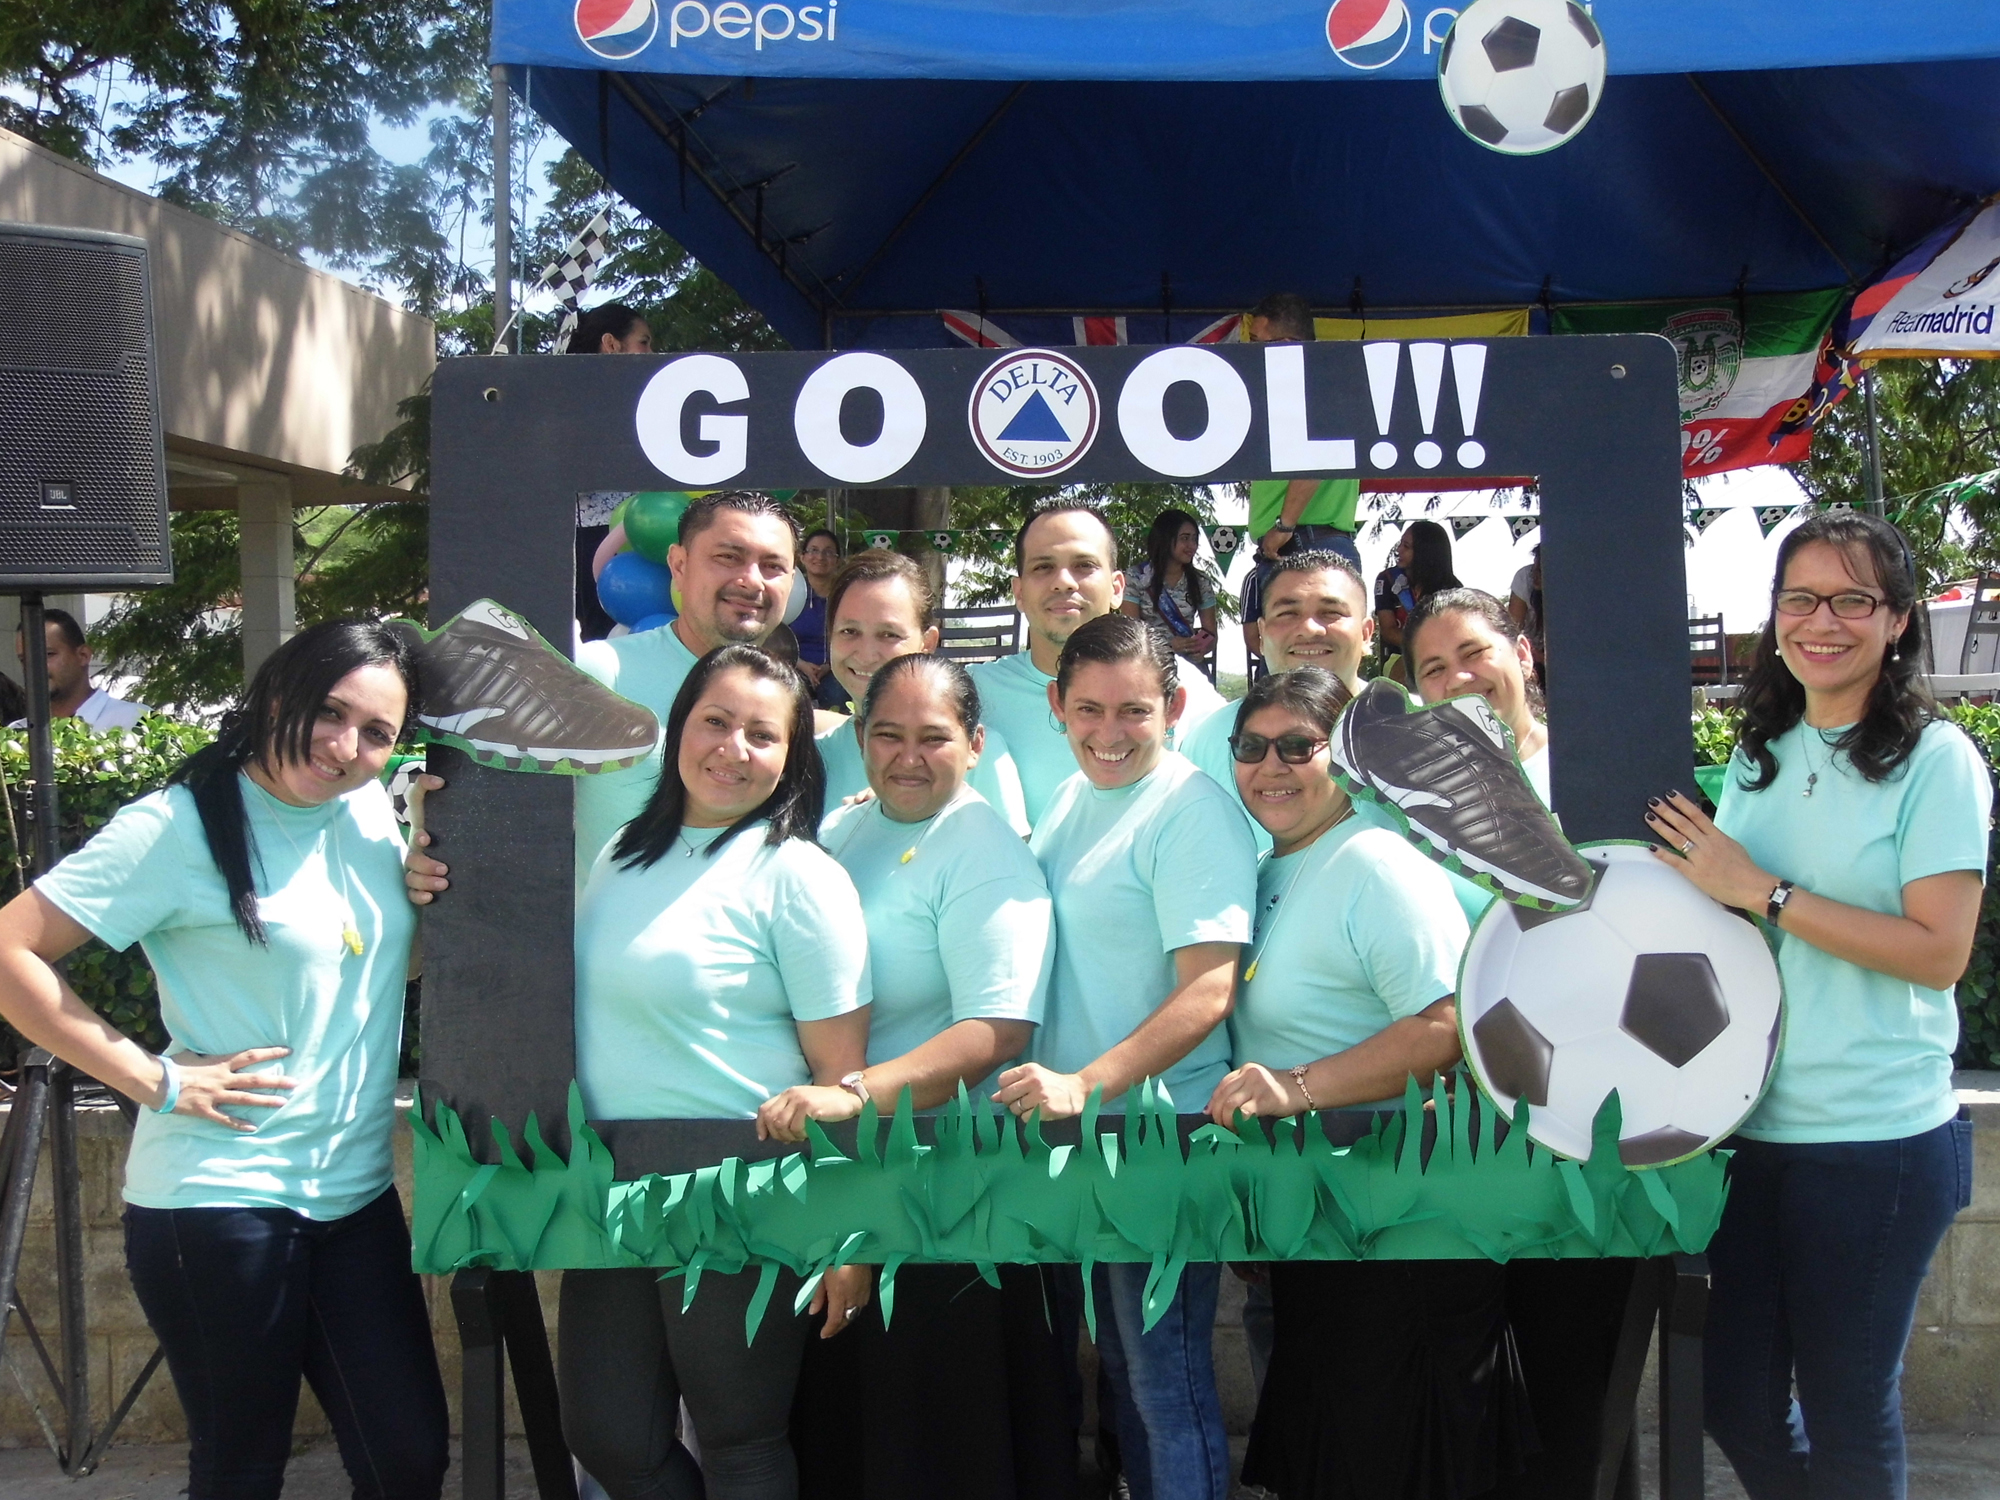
[597,551,674,627]
[631,610,676,632]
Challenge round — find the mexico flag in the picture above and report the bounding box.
[1552,289,1854,478]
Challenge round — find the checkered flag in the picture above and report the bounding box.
[539,211,614,354]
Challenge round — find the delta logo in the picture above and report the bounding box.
[1325,0,1411,70]
[576,0,659,59]
[969,351,1100,478]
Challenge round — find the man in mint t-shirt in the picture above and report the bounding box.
[968,504,1226,829]
[573,492,798,887]
[1245,293,1362,575]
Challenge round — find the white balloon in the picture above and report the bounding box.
[783,569,809,624]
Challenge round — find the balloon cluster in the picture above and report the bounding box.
[593,491,692,631]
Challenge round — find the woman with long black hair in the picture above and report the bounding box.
[1123,508,1218,667]
[563,643,873,1500]
[0,621,447,1500]
[1646,511,1988,1497]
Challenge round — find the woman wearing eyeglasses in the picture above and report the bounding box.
[1644,512,1987,1499]
[1204,666,1527,1500]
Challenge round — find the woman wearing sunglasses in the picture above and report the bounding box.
[1644,512,1987,1498]
[1208,666,1528,1500]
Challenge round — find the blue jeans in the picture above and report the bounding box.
[1703,1115,1973,1500]
[1285,526,1362,573]
[124,1187,448,1500]
[1093,1263,1230,1500]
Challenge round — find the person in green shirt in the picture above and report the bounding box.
[564,644,873,1500]
[1245,293,1361,573]
[573,491,800,888]
[998,613,1256,1500]
[764,652,1072,1499]
[814,548,1030,834]
[969,503,1225,828]
[0,621,448,1499]
[1205,666,1526,1500]
[1644,512,1988,1499]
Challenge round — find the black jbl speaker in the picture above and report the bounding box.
[0,222,170,589]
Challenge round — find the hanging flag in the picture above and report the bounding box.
[1448,515,1485,541]
[1205,525,1244,556]
[1552,290,1850,478]
[1188,313,1242,344]
[1313,309,1531,341]
[1848,200,2000,357]
[864,530,899,550]
[1507,515,1541,542]
[537,210,615,354]
[940,310,1020,348]
[926,530,956,552]
[1755,505,1800,537]
[1689,507,1729,535]
[1072,315,1130,346]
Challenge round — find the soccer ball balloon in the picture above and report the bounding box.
[1458,843,1782,1166]
[1439,0,1607,156]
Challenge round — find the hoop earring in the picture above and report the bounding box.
[1047,710,1065,733]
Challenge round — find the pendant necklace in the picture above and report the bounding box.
[1800,725,1832,799]
[831,793,951,868]
[268,808,365,957]
[1242,804,1354,983]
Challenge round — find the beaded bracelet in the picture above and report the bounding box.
[1289,1064,1318,1113]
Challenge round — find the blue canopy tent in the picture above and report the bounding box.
[491,1,2000,350]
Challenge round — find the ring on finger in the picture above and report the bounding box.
[1679,838,1695,855]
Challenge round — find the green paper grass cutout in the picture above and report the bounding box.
[411,1075,1730,1341]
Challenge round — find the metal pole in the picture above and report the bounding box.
[19,595,59,875]
[48,1065,88,1469]
[492,65,513,355]
[1862,366,1886,517]
[0,1053,53,1350]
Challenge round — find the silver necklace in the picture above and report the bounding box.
[265,808,364,957]
[1242,804,1355,983]
[1800,725,1833,799]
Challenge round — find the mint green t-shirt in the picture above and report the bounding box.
[1715,719,1991,1144]
[816,716,1032,836]
[572,622,702,891]
[37,776,416,1218]
[1180,704,1272,855]
[968,650,1229,829]
[1230,818,1467,1099]
[1028,752,1256,1110]
[1248,478,1360,535]
[822,787,1052,1090]
[575,821,871,1119]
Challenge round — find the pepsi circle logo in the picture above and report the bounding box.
[1325,0,1411,70]
[969,351,1100,478]
[576,0,659,59]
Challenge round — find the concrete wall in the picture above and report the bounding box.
[0,127,434,507]
[4,1077,1996,1449]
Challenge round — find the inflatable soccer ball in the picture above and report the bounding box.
[1458,843,1782,1166]
[1438,0,1607,156]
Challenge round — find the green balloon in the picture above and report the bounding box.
[624,491,693,562]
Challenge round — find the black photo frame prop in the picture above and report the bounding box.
[422,333,1693,1169]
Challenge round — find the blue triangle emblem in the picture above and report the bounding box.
[997,390,1071,442]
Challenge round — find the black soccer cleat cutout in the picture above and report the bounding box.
[1332,679,1594,908]
[1619,952,1729,1068]
[390,599,660,774]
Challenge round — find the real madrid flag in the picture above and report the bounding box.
[1448,516,1485,541]
[540,210,614,353]
[1204,525,1242,556]
[1507,515,1541,542]
[864,530,899,551]
[1755,505,1799,537]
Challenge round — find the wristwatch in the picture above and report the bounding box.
[1765,879,1795,925]
[839,1071,872,1104]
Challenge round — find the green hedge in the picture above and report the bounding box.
[0,717,214,1067]
[1693,702,2000,1069]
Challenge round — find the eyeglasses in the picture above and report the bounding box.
[1230,732,1328,765]
[1773,589,1887,620]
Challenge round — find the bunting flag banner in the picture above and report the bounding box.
[1205,525,1244,555]
[926,530,957,551]
[1449,516,1486,541]
[1847,199,2000,357]
[1552,290,1850,478]
[1507,515,1541,542]
[1755,505,1801,537]
[1888,468,2000,522]
[863,530,899,550]
[1689,508,1730,535]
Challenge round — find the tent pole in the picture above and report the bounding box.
[1863,366,1885,517]
[493,65,513,355]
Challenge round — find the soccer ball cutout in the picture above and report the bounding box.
[1438,0,1607,156]
[1458,842,1782,1166]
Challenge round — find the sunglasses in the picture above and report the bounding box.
[1230,732,1328,765]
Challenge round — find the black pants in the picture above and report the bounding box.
[560,1264,811,1500]
[123,1187,449,1500]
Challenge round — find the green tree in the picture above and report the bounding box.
[1792,361,2000,589]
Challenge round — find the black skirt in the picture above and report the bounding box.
[1241,1259,1535,1500]
[792,1263,1077,1500]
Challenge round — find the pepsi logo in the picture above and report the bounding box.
[576,0,659,60]
[1325,0,1411,70]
